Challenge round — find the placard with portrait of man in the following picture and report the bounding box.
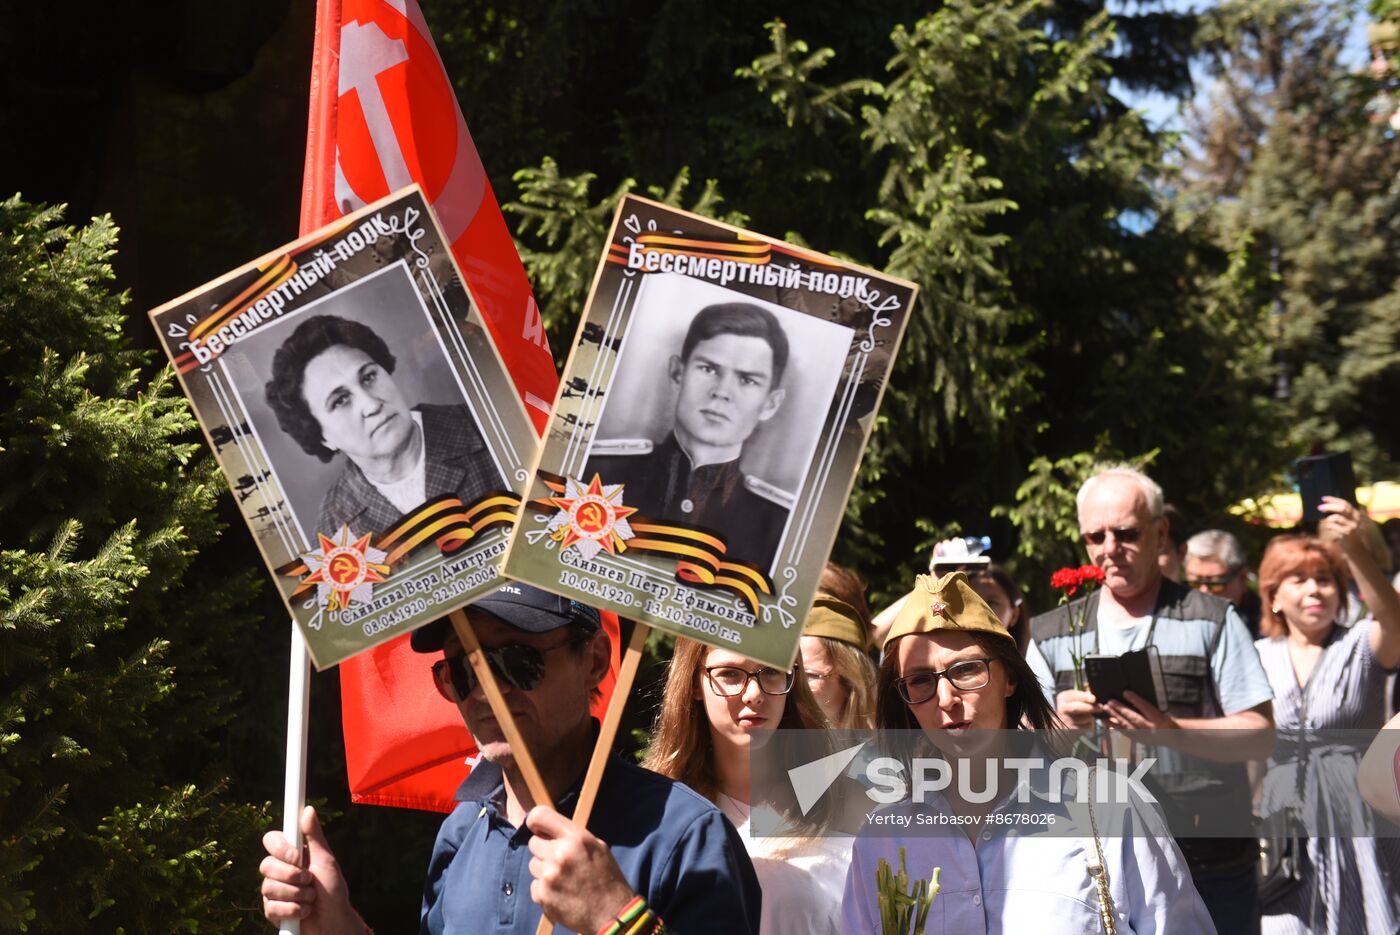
[504,195,918,669]
[148,187,539,669]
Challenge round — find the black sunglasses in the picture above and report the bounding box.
[431,636,581,702]
[1081,526,1144,546]
[1187,568,1242,592]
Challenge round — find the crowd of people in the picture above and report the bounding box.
[258,465,1400,934]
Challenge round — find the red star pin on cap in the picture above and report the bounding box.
[884,572,1016,651]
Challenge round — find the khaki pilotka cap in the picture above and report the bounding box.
[882,571,1014,652]
[802,596,870,651]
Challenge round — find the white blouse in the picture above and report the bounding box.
[718,793,851,935]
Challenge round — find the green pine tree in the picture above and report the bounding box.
[1186,0,1400,483]
[0,196,269,933]
[742,0,1286,599]
[500,0,1291,604]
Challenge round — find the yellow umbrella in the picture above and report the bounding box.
[1231,482,1400,528]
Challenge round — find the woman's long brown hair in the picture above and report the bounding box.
[643,637,828,802]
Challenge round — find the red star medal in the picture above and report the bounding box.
[302,525,390,613]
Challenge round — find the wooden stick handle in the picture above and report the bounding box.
[448,609,554,810]
[532,621,650,935]
[575,621,649,822]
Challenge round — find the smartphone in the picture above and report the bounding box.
[1296,452,1357,523]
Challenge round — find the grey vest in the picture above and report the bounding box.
[1029,578,1230,718]
[1030,579,1257,871]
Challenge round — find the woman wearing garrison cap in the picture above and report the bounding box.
[841,572,1216,934]
[800,592,879,730]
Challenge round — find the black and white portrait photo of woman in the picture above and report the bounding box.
[260,309,502,540]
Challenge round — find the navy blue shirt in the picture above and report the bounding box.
[420,755,762,934]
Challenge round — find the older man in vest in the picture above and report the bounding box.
[1026,465,1274,935]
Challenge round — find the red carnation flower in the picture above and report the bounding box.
[1050,567,1083,593]
[1051,564,1105,598]
[1049,564,1106,690]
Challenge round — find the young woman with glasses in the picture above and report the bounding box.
[800,593,880,730]
[843,572,1215,934]
[643,637,848,935]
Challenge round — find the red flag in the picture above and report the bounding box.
[300,0,611,811]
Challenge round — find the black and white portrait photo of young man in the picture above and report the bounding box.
[584,277,852,573]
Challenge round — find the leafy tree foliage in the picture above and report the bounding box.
[501,0,1286,604]
[0,197,268,933]
[1186,0,1400,484]
[846,0,1286,599]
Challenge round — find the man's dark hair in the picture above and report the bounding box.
[263,314,397,462]
[680,303,790,388]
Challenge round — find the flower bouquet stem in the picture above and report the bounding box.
[876,847,940,935]
[1050,564,1106,691]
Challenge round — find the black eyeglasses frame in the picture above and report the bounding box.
[893,657,995,705]
[703,665,795,697]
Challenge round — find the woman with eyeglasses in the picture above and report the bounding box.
[1252,498,1400,935]
[800,591,879,730]
[643,637,849,935]
[843,571,1215,934]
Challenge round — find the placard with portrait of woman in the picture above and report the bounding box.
[148,187,538,668]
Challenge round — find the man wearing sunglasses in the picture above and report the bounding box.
[1185,529,1261,637]
[1025,465,1274,935]
[258,582,761,934]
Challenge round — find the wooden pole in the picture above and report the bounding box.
[573,620,649,821]
[278,624,311,935]
[532,620,650,935]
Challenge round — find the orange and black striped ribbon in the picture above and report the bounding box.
[276,490,522,599]
[175,220,352,374]
[606,233,773,269]
[535,474,773,615]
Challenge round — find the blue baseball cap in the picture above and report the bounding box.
[410,582,602,652]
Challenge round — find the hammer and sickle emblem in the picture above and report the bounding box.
[329,553,361,584]
[576,502,607,534]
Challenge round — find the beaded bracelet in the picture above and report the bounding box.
[595,895,667,935]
